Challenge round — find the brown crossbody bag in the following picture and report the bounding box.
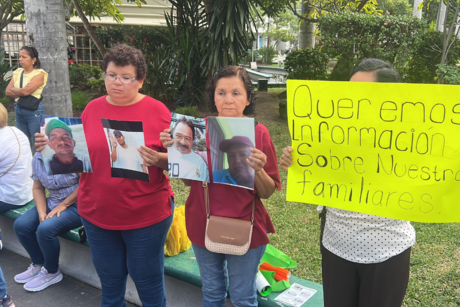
[203,182,255,256]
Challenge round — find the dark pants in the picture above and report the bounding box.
[321,245,411,307]
[81,198,174,307]
[0,201,28,213]
[14,102,44,152]
[13,204,82,274]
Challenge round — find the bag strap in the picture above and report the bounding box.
[19,69,42,101]
[20,70,24,88]
[203,181,256,224]
[0,127,21,179]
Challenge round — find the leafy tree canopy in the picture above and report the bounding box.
[0,0,24,31]
[65,0,146,23]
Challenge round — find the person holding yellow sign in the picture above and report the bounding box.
[280,58,416,307]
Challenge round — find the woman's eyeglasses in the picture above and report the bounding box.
[103,72,137,84]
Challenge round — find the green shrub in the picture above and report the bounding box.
[0,49,15,97]
[69,64,103,90]
[0,96,11,105]
[175,106,200,117]
[71,91,93,110]
[404,30,460,83]
[318,12,427,80]
[88,79,106,95]
[258,46,278,64]
[284,48,329,80]
[436,64,460,85]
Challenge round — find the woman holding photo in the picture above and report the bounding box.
[35,44,173,307]
[160,66,281,307]
[279,59,415,307]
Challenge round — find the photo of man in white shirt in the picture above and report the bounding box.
[110,130,147,174]
[168,116,209,182]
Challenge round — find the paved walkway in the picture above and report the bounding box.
[0,249,137,307]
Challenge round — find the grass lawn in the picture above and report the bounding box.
[171,91,460,307]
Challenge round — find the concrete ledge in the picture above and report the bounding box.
[0,216,232,307]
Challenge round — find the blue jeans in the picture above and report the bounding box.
[0,201,28,213]
[14,102,44,151]
[192,243,267,307]
[81,198,174,307]
[0,267,6,298]
[13,203,81,274]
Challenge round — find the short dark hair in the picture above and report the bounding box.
[20,46,41,69]
[102,44,147,80]
[174,116,195,140]
[351,58,401,83]
[206,65,256,115]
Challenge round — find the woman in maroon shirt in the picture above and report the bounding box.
[161,66,281,306]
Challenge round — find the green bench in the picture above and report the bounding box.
[2,200,324,306]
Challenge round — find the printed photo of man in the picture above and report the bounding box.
[212,136,255,189]
[110,130,147,173]
[168,116,209,181]
[44,118,92,175]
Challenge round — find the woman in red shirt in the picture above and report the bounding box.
[36,45,174,307]
[161,66,281,306]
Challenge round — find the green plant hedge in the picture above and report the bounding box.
[318,12,427,80]
[284,48,329,80]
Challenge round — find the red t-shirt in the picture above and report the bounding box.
[78,95,173,230]
[185,121,281,250]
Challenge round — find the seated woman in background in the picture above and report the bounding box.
[0,102,33,214]
[13,145,81,292]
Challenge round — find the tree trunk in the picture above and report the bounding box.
[23,0,73,117]
[298,2,315,49]
[71,0,106,56]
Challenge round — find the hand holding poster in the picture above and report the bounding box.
[167,113,209,182]
[40,116,92,175]
[208,117,256,189]
[287,80,460,223]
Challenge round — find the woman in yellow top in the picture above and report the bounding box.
[6,46,48,151]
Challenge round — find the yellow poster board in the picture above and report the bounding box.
[287,80,460,223]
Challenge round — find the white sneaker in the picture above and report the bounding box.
[14,264,42,284]
[23,267,63,292]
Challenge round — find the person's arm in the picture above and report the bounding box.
[279,146,293,172]
[139,146,169,170]
[5,78,19,99]
[111,144,118,162]
[248,148,276,199]
[181,179,192,186]
[141,164,148,173]
[9,73,45,97]
[46,186,79,219]
[32,180,48,223]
